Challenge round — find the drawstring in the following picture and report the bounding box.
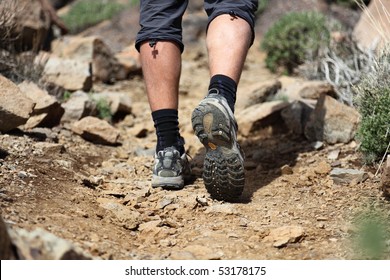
[149,39,157,48]
[229,10,238,20]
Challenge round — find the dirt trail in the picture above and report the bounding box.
[1,40,389,260]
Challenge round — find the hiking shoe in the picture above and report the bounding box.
[191,89,245,202]
[151,146,190,189]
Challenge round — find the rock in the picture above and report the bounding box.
[304,94,360,144]
[178,245,224,260]
[18,81,64,128]
[9,227,92,259]
[205,204,238,215]
[0,0,50,51]
[263,226,304,248]
[169,251,196,260]
[314,161,331,175]
[353,0,390,52]
[281,100,315,135]
[0,216,16,259]
[330,168,368,184]
[92,92,132,116]
[311,141,324,150]
[0,75,35,132]
[61,91,97,123]
[281,165,293,175]
[158,196,176,209]
[115,44,142,77]
[327,149,340,160]
[196,196,209,207]
[237,79,282,109]
[42,56,92,91]
[138,220,161,233]
[97,198,141,230]
[283,80,336,100]
[72,116,120,145]
[236,101,290,136]
[381,156,390,197]
[33,142,65,155]
[52,36,126,83]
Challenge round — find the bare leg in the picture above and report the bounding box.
[139,41,181,111]
[191,14,253,202]
[207,14,252,83]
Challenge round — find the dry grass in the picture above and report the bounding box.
[0,0,19,48]
[354,0,390,51]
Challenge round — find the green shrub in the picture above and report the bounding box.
[261,12,330,74]
[351,206,390,259]
[61,0,124,34]
[95,98,112,121]
[354,52,390,163]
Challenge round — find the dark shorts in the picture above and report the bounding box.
[135,0,259,52]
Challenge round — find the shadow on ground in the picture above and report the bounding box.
[190,124,317,203]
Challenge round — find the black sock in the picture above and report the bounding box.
[151,109,184,155]
[208,74,237,113]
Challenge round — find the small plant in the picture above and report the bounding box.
[95,98,112,121]
[354,52,390,163]
[351,206,390,259]
[61,0,125,34]
[62,91,72,101]
[261,12,330,74]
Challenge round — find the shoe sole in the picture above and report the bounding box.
[192,100,245,202]
[151,175,184,190]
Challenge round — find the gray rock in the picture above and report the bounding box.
[0,75,35,132]
[330,168,368,184]
[304,94,361,144]
[281,100,315,135]
[72,116,120,145]
[9,227,92,259]
[236,101,289,136]
[61,91,97,123]
[42,56,92,92]
[18,81,64,128]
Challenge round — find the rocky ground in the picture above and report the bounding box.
[1,0,390,261]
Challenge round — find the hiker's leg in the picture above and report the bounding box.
[190,0,258,201]
[135,0,190,189]
[136,0,188,111]
[205,0,258,83]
